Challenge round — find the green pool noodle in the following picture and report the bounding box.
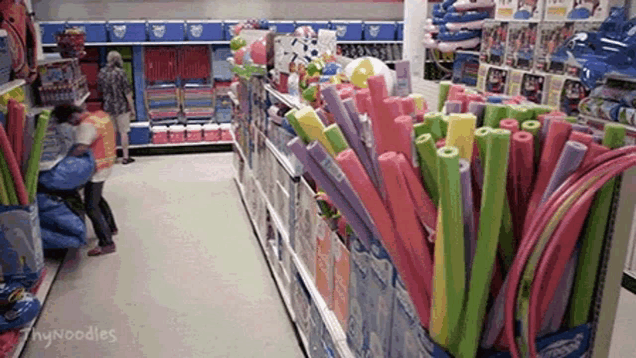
[323,124,349,155]
[440,116,450,138]
[435,146,466,349]
[532,105,553,120]
[565,116,578,124]
[425,112,444,140]
[415,133,440,205]
[25,111,51,202]
[438,81,452,112]
[474,127,493,164]
[0,163,8,205]
[522,120,542,164]
[507,105,531,124]
[413,122,429,138]
[484,104,508,128]
[458,128,511,358]
[0,154,18,205]
[568,123,626,327]
[285,109,312,144]
[0,155,13,205]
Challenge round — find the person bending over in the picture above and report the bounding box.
[52,104,117,256]
[98,50,136,164]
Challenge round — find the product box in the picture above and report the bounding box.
[332,236,350,332]
[363,21,397,41]
[291,259,313,342]
[477,64,509,94]
[391,275,450,358]
[453,51,480,87]
[506,22,539,71]
[185,20,224,41]
[315,220,334,309]
[481,21,508,67]
[365,235,396,358]
[536,22,575,75]
[0,204,45,288]
[346,236,370,358]
[495,0,517,20]
[108,21,147,42]
[309,300,326,358]
[513,0,545,20]
[296,21,331,34]
[274,33,337,76]
[545,0,623,20]
[321,321,341,358]
[331,21,364,41]
[545,75,589,115]
[295,179,319,278]
[507,70,546,104]
[38,58,80,86]
[66,21,108,43]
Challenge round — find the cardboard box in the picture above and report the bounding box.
[545,0,623,21]
[544,75,590,115]
[496,0,517,20]
[508,70,547,104]
[347,236,370,357]
[296,180,319,279]
[513,0,545,20]
[364,235,396,357]
[480,21,508,67]
[536,22,575,75]
[291,260,312,340]
[477,64,510,94]
[332,236,350,332]
[315,221,334,309]
[309,301,326,358]
[506,22,539,72]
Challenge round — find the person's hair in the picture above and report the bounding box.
[52,103,83,123]
[107,51,124,68]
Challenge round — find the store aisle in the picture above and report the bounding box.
[23,153,304,358]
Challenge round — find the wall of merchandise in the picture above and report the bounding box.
[37,19,403,147]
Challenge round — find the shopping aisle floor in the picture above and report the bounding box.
[22,153,304,358]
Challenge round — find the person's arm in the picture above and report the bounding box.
[120,71,135,118]
[73,123,97,157]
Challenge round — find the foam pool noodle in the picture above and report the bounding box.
[568,123,626,328]
[324,124,349,154]
[285,109,311,144]
[424,112,444,140]
[0,123,28,205]
[499,119,519,133]
[410,93,427,112]
[438,81,452,112]
[294,107,336,156]
[440,116,449,138]
[445,113,476,160]
[459,159,476,285]
[25,111,52,203]
[484,103,508,128]
[445,100,463,114]
[400,97,416,116]
[458,128,511,358]
[415,134,439,205]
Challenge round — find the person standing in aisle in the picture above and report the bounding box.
[98,50,136,164]
[52,104,118,256]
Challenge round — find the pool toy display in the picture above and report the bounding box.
[535,22,575,74]
[545,75,590,116]
[423,0,494,53]
[480,21,508,66]
[507,70,546,104]
[476,63,510,94]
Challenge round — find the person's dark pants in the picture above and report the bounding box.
[99,198,117,233]
[85,181,113,247]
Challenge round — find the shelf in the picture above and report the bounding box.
[9,257,64,358]
[42,41,231,47]
[265,136,301,178]
[126,141,232,149]
[264,84,302,110]
[0,80,26,97]
[31,92,90,114]
[623,270,636,295]
[256,180,290,244]
[231,129,248,163]
[338,40,402,44]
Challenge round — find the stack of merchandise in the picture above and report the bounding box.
[338,43,402,64]
[37,59,88,107]
[145,84,180,126]
[183,84,214,124]
[283,59,633,357]
[579,79,636,126]
[214,84,233,124]
[424,0,494,52]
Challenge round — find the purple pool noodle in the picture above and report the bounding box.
[459,159,476,284]
[540,117,554,143]
[469,101,487,127]
[358,115,385,192]
[445,100,462,114]
[316,108,330,126]
[540,140,588,204]
[322,85,378,185]
[481,275,512,348]
[571,123,591,133]
[307,141,379,236]
[541,251,580,336]
[343,98,364,134]
[288,138,373,246]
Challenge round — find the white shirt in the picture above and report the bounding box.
[75,122,112,183]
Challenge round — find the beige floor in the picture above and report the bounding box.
[20,153,636,357]
[22,153,304,358]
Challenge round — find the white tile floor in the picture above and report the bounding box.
[20,153,636,357]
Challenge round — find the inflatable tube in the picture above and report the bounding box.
[446,19,486,31]
[433,4,447,18]
[423,34,439,49]
[444,11,489,23]
[38,151,95,192]
[438,29,481,42]
[0,293,40,332]
[452,0,495,11]
[438,37,481,52]
[432,17,447,26]
[442,0,456,10]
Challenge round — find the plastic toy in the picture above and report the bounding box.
[344,57,394,94]
[0,291,40,332]
[423,0,493,52]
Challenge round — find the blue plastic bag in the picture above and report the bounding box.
[38,151,95,192]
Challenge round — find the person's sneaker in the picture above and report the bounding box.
[122,158,136,165]
[87,244,116,257]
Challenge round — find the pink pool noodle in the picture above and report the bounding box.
[0,124,28,205]
[569,131,593,146]
[396,154,438,236]
[445,100,463,114]
[391,115,416,170]
[400,97,416,116]
[354,89,370,114]
[499,119,519,133]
